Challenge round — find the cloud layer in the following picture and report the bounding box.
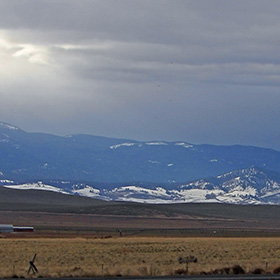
[0,0,280,149]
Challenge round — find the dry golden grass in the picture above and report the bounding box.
[0,237,280,278]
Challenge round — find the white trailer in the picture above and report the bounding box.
[0,225,34,233]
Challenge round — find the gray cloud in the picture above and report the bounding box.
[0,0,280,150]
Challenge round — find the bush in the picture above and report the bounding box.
[251,268,265,274]
[232,265,245,274]
[210,268,230,275]
[212,268,224,275]
[273,267,280,274]
[175,269,186,275]
[209,265,245,275]
[223,267,231,274]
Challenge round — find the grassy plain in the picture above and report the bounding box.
[1,237,280,278]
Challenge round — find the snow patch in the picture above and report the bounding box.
[145,142,167,146]
[115,197,175,204]
[0,123,19,130]
[110,143,137,149]
[149,160,160,164]
[177,189,223,203]
[2,182,67,194]
[175,142,193,149]
[72,185,102,198]
[0,179,14,183]
[112,186,170,198]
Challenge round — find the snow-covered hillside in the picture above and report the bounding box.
[1,167,280,205]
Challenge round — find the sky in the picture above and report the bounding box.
[0,0,280,150]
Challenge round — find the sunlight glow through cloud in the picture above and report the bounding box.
[13,44,49,65]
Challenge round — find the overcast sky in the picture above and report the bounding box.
[0,0,280,150]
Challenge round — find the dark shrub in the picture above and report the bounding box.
[212,269,225,275]
[232,265,245,274]
[251,268,265,274]
[212,267,231,275]
[175,269,186,275]
[223,267,231,274]
[274,267,280,274]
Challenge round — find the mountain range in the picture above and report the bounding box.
[2,167,280,205]
[1,122,280,205]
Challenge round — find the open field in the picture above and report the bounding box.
[1,210,280,238]
[0,237,280,278]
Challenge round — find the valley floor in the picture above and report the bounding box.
[1,210,280,238]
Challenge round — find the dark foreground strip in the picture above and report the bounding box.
[9,274,280,280]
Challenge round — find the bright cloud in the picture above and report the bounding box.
[13,44,49,64]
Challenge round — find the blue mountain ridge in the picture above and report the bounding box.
[0,122,280,185]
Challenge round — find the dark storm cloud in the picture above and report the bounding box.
[0,0,280,149]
